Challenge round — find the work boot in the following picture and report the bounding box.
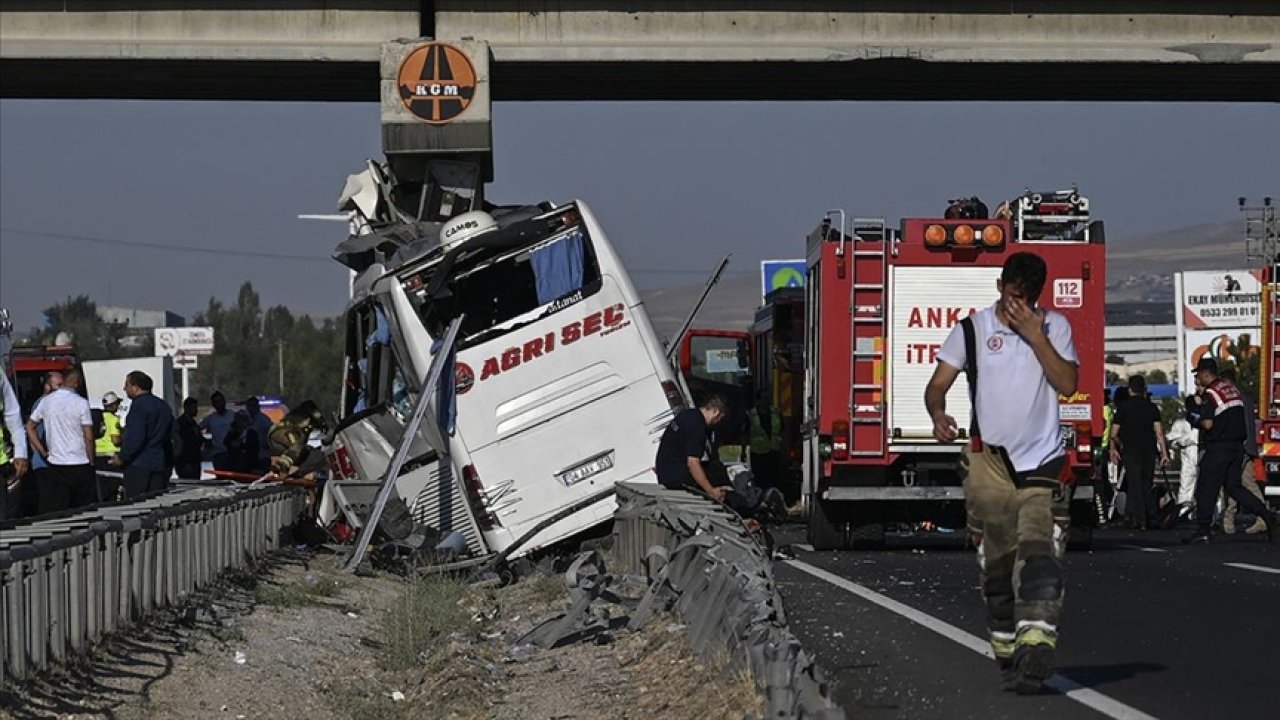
[1011,643,1056,695]
[1244,517,1268,535]
[997,657,1019,692]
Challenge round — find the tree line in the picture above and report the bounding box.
[29,282,344,414]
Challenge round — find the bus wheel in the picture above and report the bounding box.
[807,495,845,550]
[849,522,886,549]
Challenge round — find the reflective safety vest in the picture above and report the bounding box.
[750,408,784,455]
[0,387,8,466]
[96,411,122,457]
[1101,404,1114,449]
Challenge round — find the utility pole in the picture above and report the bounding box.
[277,340,285,396]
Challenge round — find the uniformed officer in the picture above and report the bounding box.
[925,252,1079,694]
[1184,358,1277,544]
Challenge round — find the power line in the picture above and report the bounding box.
[0,227,334,264]
[1,226,759,278]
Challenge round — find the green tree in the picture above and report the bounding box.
[189,282,342,416]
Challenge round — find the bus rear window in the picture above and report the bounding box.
[417,230,602,348]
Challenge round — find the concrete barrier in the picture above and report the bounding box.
[613,482,844,719]
[0,484,306,691]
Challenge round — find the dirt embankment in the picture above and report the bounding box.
[1,550,762,720]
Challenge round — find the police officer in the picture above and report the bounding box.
[926,252,1079,694]
[1184,358,1277,543]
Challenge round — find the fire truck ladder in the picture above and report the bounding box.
[849,217,891,457]
[1270,261,1280,420]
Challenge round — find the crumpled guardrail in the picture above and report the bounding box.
[612,483,844,719]
[0,484,306,691]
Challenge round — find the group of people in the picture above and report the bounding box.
[1100,361,1277,542]
[0,368,175,518]
[1,367,328,521]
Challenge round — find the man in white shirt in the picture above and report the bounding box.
[925,252,1079,695]
[25,367,96,513]
[1,372,30,520]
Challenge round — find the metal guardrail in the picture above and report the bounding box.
[612,483,844,720]
[0,484,306,691]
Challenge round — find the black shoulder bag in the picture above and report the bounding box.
[961,316,981,442]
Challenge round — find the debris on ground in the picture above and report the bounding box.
[0,548,763,720]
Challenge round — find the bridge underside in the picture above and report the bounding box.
[1,2,1277,101]
[4,58,1278,102]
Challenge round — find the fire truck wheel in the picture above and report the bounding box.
[807,495,846,551]
[1066,526,1093,551]
[848,522,886,549]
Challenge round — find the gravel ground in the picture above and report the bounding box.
[1,548,763,720]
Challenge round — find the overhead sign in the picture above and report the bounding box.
[154,327,215,357]
[396,43,477,125]
[761,260,806,299]
[1176,269,1262,329]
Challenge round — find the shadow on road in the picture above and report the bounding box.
[1058,661,1167,689]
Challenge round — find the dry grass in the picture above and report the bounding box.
[377,576,477,671]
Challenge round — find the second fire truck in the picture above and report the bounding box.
[801,191,1107,549]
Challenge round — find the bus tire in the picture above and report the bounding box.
[807,495,845,550]
[849,522,886,549]
[1067,526,1093,551]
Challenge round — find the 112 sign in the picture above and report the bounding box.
[1054,279,1083,308]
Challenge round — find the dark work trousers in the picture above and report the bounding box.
[175,461,202,480]
[0,463,10,521]
[124,467,170,500]
[39,464,96,514]
[1122,453,1157,529]
[1196,445,1270,530]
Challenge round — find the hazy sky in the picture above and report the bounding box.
[1,100,1277,332]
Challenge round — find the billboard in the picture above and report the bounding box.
[1176,269,1262,329]
[1175,269,1261,394]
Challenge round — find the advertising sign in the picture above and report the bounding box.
[1175,270,1262,394]
[1177,269,1262,329]
[154,327,216,357]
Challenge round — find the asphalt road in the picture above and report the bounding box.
[772,526,1279,720]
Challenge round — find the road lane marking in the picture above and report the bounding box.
[1118,544,1168,553]
[786,560,1161,720]
[1224,562,1280,575]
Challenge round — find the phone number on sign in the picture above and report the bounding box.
[1196,307,1257,319]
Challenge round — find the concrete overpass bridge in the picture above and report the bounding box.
[1,2,1278,102]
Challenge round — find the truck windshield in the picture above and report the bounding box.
[406,226,602,349]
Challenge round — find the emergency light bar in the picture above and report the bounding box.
[915,219,1008,251]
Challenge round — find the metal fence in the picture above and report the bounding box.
[1,484,306,690]
[612,483,844,720]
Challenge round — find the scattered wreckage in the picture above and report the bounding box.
[312,160,705,570]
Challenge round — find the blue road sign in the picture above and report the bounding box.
[761,260,806,298]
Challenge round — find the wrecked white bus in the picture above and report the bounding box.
[324,201,685,560]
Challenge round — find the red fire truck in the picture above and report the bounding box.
[677,329,753,460]
[1255,265,1280,505]
[802,194,1107,549]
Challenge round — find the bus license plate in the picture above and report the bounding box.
[558,453,615,486]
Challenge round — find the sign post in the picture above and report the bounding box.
[155,327,215,403]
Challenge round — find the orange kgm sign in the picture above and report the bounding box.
[397,43,477,125]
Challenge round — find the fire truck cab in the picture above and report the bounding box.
[803,197,1106,549]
